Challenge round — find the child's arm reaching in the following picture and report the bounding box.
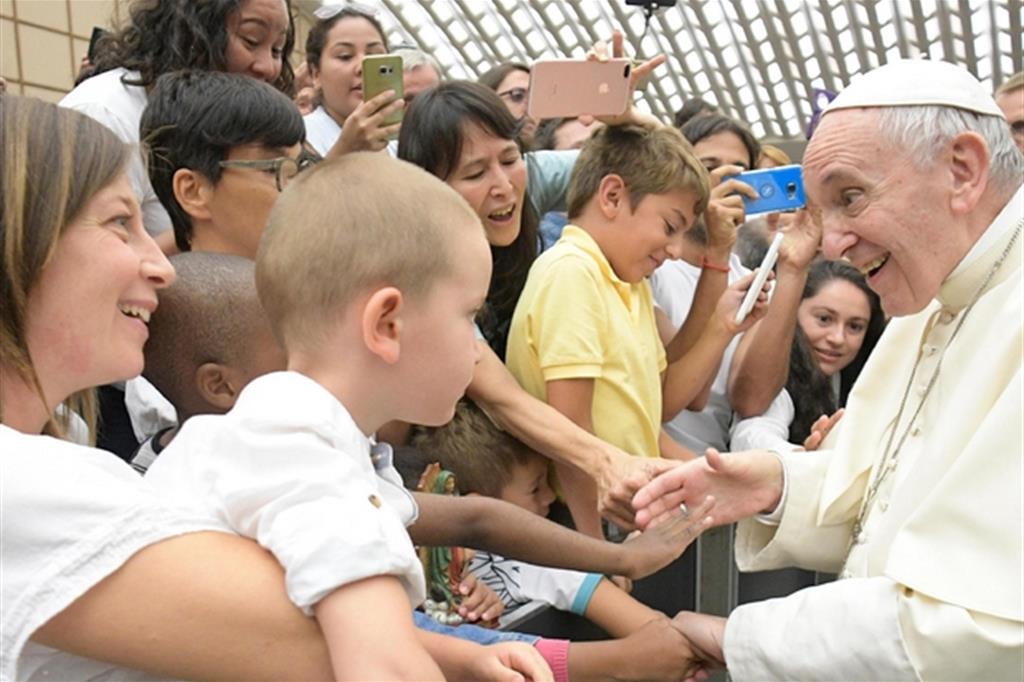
[582,578,663,638]
[315,575,443,681]
[546,377,604,539]
[409,493,714,580]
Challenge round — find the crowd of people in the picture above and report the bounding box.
[2,0,1022,680]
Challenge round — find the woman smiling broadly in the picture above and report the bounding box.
[0,96,334,681]
[60,0,294,249]
[730,260,885,452]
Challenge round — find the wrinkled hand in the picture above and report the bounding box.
[777,208,821,271]
[329,89,404,157]
[598,449,682,530]
[632,448,784,530]
[672,611,727,681]
[713,269,773,336]
[467,642,553,682]
[588,31,666,128]
[620,496,714,579]
[802,408,844,451]
[457,572,503,625]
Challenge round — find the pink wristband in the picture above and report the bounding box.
[534,637,571,682]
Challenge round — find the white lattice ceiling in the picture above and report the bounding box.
[300,0,1023,141]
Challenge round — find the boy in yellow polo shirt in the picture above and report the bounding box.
[506,124,766,537]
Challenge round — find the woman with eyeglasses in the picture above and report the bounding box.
[60,0,296,251]
[303,4,405,157]
[478,62,537,144]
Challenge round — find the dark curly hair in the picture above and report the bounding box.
[89,0,295,95]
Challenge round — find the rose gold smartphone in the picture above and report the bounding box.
[527,58,632,119]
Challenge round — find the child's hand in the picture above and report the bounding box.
[466,642,554,682]
[714,269,773,336]
[457,572,504,625]
[608,574,634,593]
[620,496,714,580]
[802,408,844,451]
[329,90,403,157]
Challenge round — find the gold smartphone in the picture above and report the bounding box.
[362,54,404,129]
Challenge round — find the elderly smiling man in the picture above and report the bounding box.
[631,59,1023,680]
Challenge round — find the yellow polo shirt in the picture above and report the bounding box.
[507,225,666,458]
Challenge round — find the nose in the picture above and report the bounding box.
[665,235,684,260]
[139,234,175,288]
[821,221,857,261]
[489,167,514,197]
[826,323,845,347]
[250,49,280,83]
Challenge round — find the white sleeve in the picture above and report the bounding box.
[469,553,601,615]
[729,389,799,453]
[204,418,425,614]
[724,575,1023,680]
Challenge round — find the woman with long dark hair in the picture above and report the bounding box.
[730,259,885,451]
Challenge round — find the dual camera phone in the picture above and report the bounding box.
[527,58,633,119]
[362,54,404,130]
[730,164,806,216]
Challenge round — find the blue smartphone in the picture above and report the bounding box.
[731,165,806,216]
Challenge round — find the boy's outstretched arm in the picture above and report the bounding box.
[315,575,443,681]
[583,578,663,638]
[409,490,713,581]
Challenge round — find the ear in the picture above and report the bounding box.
[947,131,989,216]
[309,62,322,91]
[172,168,214,222]
[195,362,244,412]
[361,286,404,365]
[596,174,629,220]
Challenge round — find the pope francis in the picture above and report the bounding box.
[632,59,1024,680]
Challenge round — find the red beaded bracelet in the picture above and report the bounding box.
[701,256,730,273]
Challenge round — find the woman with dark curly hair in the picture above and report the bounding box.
[61,0,295,247]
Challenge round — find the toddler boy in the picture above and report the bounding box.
[144,153,550,680]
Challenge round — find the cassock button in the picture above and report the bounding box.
[368,494,382,508]
[923,344,937,356]
[911,425,922,436]
[879,500,889,512]
[916,384,928,396]
[856,530,868,544]
[939,310,956,324]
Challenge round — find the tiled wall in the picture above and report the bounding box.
[0,0,314,102]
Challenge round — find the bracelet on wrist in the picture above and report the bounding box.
[701,256,730,273]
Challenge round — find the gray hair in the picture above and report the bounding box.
[394,47,441,76]
[877,105,1023,192]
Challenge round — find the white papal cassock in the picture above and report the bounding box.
[723,185,1024,680]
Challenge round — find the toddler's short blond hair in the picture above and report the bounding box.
[256,153,480,351]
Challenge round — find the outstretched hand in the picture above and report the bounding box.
[632,448,784,530]
[620,495,715,580]
[777,208,822,271]
[802,408,844,451]
[598,451,682,529]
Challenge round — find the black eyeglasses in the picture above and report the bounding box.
[498,87,529,104]
[218,153,318,192]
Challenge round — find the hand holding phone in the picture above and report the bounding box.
[362,55,404,128]
[527,58,632,120]
[735,231,784,325]
[728,165,805,217]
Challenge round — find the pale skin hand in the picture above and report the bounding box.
[456,571,504,624]
[672,611,727,682]
[631,448,784,530]
[328,89,404,157]
[705,165,758,257]
[418,630,553,682]
[802,408,844,451]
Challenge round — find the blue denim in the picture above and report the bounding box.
[413,610,539,645]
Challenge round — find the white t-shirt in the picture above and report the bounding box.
[467,551,602,628]
[728,388,800,453]
[59,68,170,237]
[303,105,342,158]
[0,424,218,681]
[144,371,426,614]
[650,254,749,452]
